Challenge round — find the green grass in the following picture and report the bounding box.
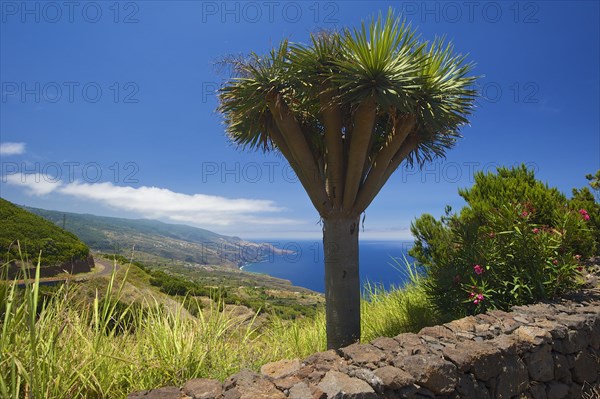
[0,256,437,399]
[361,258,438,341]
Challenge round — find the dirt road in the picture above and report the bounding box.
[10,256,119,287]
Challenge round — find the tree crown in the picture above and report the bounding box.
[219,10,478,216]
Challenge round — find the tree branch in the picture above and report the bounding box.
[342,96,377,213]
[265,121,322,213]
[354,132,419,212]
[320,89,345,210]
[267,96,333,216]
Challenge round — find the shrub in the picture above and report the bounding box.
[410,165,593,319]
[569,173,600,252]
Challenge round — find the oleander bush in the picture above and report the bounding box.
[410,165,596,319]
[569,170,600,249]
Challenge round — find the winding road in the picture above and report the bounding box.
[11,256,120,287]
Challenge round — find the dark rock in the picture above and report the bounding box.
[413,386,436,397]
[496,355,529,398]
[529,382,548,399]
[456,373,491,399]
[347,368,383,392]
[394,333,429,355]
[441,341,503,380]
[260,358,301,380]
[552,352,571,381]
[127,387,185,399]
[304,350,342,365]
[561,330,589,354]
[514,326,553,347]
[554,314,588,330]
[568,382,583,399]
[514,315,532,324]
[444,317,478,334]
[499,314,523,334]
[288,382,312,399]
[489,334,520,356]
[317,370,377,398]
[514,303,555,318]
[533,319,569,340]
[591,317,600,349]
[370,337,402,354]
[394,354,458,395]
[272,375,301,390]
[295,366,326,384]
[373,366,415,390]
[183,379,222,399]
[475,312,500,325]
[289,382,326,399]
[419,325,456,341]
[223,369,285,399]
[525,345,554,382]
[394,384,419,398]
[340,343,386,365]
[572,349,599,384]
[303,350,346,372]
[546,382,570,399]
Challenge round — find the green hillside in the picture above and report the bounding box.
[25,208,227,248]
[24,206,280,268]
[0,198,90,268]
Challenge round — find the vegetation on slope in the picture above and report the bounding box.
[25,206,282,268]
[102,253,322,319]
[0,198,89,267]
[0,257,432,399]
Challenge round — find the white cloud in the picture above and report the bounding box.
[0,142,26,156]
[5,173,62,195]
[4,174,300,227]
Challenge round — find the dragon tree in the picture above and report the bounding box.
[218,10,477,349]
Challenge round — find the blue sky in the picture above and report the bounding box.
[1,1,598,240]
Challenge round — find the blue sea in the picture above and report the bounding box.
[243,240,415,293]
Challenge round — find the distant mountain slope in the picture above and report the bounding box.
[24,206,276,268]
[0,198,92,276]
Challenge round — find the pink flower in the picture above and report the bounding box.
[473,264,484,275]
[532,228,540,234]
[579,209,590,221]
[577,266,583,272]
[552,259,558,265]
[473,293,484,305]
[574,254,582,260]
[521,211,529,218]
[488,232,496,238]
[469,292,475,298]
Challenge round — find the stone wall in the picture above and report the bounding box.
[128,286,600,399]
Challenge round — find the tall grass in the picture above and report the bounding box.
[0,260,267,398]
[361,256,439,341]
[0,255,437,398]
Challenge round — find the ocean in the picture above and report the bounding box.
[243,240,415,293]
